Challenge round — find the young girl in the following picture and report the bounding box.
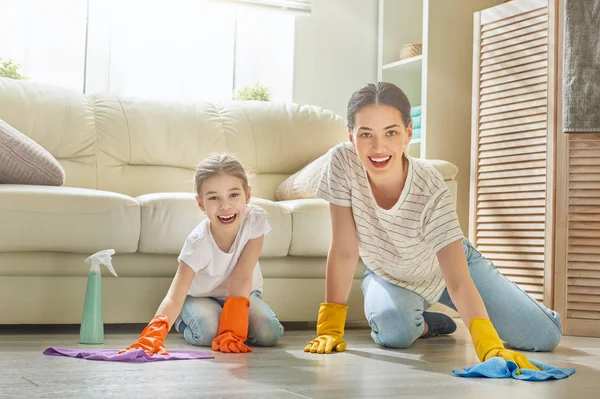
[304,82,562,372]
[122,153,283,355]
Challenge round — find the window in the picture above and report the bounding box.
[0,0,297,102]
[0,0,87,91]
[235,6,295,102]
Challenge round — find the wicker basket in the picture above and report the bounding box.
[399,43,422,60]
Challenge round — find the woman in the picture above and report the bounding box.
[304,82,562,372]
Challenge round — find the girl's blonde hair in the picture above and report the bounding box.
[194,153,250,196]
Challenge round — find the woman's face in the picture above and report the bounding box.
[349,104,412,180]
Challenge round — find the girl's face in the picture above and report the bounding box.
[349,104,412,180]
[196,173,251,232]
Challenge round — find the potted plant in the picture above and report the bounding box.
[0,57,27,80]
[234,82,271,101]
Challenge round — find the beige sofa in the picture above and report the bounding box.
[0,78,459,325]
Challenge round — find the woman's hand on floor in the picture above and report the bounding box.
[485,348,540,372]
[304,334,346,354]
[470,318,540,373]
[304,302,348,354]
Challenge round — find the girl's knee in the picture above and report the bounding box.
[181,316,218,347]
[368,309,422,349]
[248,317,284,347]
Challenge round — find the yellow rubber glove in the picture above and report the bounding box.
[304,302,348,354]
[470,318,540,374]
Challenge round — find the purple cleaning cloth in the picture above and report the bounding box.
[43,347,214,362]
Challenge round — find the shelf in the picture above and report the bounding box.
[382,55,423,71]
[410,138,421,144]
[382,54,422,105]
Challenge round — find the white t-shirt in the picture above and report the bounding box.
[317,142,464,303]
[177,204,271,298]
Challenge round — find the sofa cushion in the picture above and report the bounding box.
[275,145,459,202]
[0,185,140,253]
[274,151,329,201]
[280,199,332,257]
[137,194,292,257]
[419,158,459,180]
[0,119,65,186]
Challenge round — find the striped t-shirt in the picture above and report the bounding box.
[317,142,464,303]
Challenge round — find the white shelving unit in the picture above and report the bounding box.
[377,0,505,231]
[377,0,424,158]
[382,55,423,71]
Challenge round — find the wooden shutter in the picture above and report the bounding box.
[470,0,552,304]
[564,135,600,333]
[555,133,600,337]
[553,0,600,338]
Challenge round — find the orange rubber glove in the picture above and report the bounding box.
[212,297,252,353]
[470,318,540,374]
[304,302,348,354]
[119,314,170,356]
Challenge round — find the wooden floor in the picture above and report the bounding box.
[1,323,599,398]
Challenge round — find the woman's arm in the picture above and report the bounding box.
[437,239,542,371]
[325,204,360,305]
[437,239,489,328]
[155,261,196,328]
[228,235,265,298]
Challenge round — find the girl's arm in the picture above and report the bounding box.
[228,235,265,298]
[120,260,196,355]
[326,204,360,305]
[437,239,489,328]
[155,261,196,328]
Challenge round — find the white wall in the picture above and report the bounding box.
[292,0,378,119]
[424,0,505,236]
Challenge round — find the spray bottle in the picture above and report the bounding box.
[79,249,118,344]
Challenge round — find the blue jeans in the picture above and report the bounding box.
[361,238,562,351]
[174,290,284,347]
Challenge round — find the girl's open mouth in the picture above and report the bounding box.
[217,214,237,224]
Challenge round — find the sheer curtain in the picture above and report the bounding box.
[0,0,87,91]
[85,0,236,103]
[0,0,295,103]
[235,6,294,102]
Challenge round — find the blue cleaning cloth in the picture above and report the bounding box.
[412,128,421,140]
[452,357,575,381]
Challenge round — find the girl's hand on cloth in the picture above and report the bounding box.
[304,302,348,354]
[212,296,252,353]
[470,318,540,373]
[119,314,170,356]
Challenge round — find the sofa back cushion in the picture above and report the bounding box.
[0,78,349,198]
[93,93,348,199]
